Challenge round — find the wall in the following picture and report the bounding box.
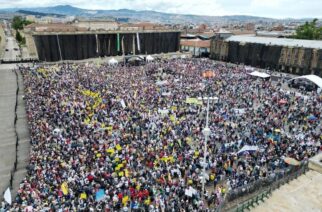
[0,24,5,58]
[33,32,180,62]
[210,39,322,76]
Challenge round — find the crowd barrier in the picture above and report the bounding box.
[218,162,309,212]
[1,58,39,64]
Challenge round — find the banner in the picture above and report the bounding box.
[117,33,120,52]
[120,99,126,108]
[96,189,105,202]
[186,97,202,105]
[136,32,141,52]
[4,187,11,205]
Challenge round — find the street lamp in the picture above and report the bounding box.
[197,96,218,200]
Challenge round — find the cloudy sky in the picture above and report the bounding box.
[0,0,321,19]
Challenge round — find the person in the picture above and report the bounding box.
[9,58,321,211]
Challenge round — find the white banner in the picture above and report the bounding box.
[4,187,11,205]
[120,99,126,109]
[136,32,141,52]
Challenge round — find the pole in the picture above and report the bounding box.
[202,97,210,200]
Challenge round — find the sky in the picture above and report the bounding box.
[0,0,321,19]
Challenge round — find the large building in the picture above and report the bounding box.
[24,23,181,62]
[210,35,322,76]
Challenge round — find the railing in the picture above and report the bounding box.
[1,58,39,64]
[221,162,309,212]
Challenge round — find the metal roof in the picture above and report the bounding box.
[225,35,322,49]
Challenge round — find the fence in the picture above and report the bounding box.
[220,162,309,212]
[1,58,40,64]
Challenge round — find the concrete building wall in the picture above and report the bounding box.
[0,24,5,58]
[210,38,322,76]
[33,31,180,62]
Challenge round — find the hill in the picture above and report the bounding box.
[0,5,277,24]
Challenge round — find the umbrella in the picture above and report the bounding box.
[284,157,300,166]
[307,115,317,121]
[279,99,287,104]
[274,129,281,133]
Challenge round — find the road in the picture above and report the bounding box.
[0,22,30,201]
[2,36,21,61]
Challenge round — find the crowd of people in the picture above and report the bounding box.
[2,58,321,211]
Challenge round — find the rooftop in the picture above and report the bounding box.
[180,39,211,48]
[225,35,322,49]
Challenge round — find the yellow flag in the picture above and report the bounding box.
[122,196,129,205]
[125,169,130,177]
[144,198,151,205]
[61,182,68,195]
[116,144,122,151]
[106,148,115,155]
[80,192,87,199]
[170,115,176,123]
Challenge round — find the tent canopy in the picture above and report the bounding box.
[288,75,322,89]
[108,58,118,65]
[146,55,154,61]
[248,71,270,78]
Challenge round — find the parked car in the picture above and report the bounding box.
[13,48,18,51]
[5,48,8,51]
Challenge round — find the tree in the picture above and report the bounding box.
[293,19,322,40]
[15,30,23,43]
[12,16,33,30]
[12,16,24,30]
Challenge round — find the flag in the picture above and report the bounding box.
[80,192,87,199]
[96,189,105,202]
[122,196,129,206]
[4,187,11,205]
[61,182,68,195]
[106,148,115,155]
[136,32,141,52]
[116,144,122,151]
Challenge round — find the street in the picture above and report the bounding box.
[2,36,21,61]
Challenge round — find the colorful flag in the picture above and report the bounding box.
[61,182,68,195]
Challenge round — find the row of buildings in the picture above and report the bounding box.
[20,19,322,76]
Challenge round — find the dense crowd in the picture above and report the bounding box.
[2,58,321,211]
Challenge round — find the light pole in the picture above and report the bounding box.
[198,96,218,200]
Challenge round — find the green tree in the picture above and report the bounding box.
[293,19,322,40]
[12,16,33,30]
[12,16,24,30]
[15,30,23,43]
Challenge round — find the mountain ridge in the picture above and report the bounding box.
[0,5,314,24]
